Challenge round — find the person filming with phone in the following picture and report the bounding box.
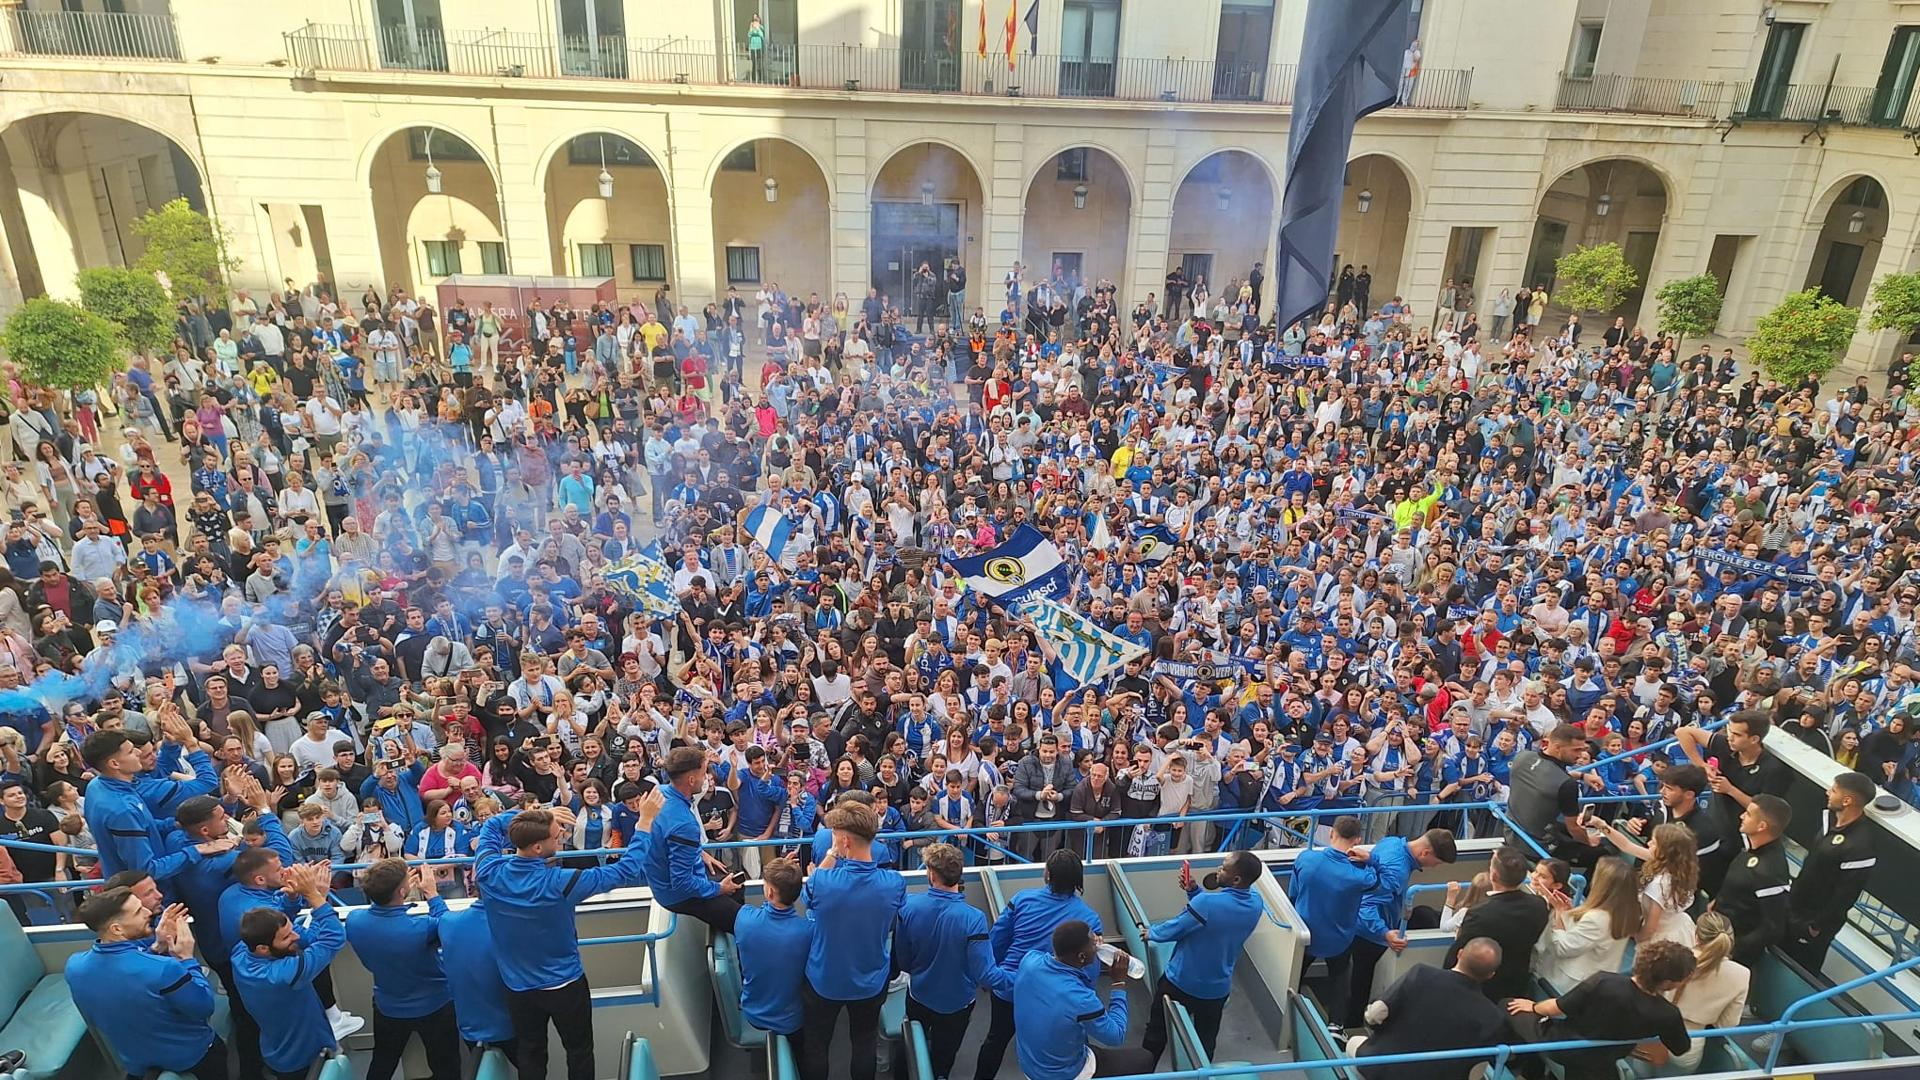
[646,746,746,932]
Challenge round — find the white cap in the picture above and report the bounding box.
[94,620,119,635]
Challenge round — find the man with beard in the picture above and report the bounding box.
[232,861,346,1080]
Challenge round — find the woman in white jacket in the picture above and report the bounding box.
[1657,911,1750,1075]
[1536,856,1643,990]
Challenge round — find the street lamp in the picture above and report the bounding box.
[920,178,935,207]
[764,177,779,203]
[423,129,442,194]
[1217,186,1232,212]
[1849,208,1867,234]
[1072,182,1089,210]
[596,136,613,199]
[1595,192,1612,217]
[1356,188,1373,214]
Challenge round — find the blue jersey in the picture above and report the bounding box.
[68,940,217,1074]
[438,901,514,1043]
[734,902,811,1034]
[230,904,347,1072]
[1149,884,1265,999]
[896,887,1013,1014]
[1289,845,1379,959]
[986,887,1103,1002]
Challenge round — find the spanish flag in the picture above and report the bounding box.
[978,0,987,58]
[1004,0,1017,70]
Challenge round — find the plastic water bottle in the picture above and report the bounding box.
[1096,942,1146,980]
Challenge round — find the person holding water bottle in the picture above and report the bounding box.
[1012,919,1154,1079]
[1141,852,1268,1064]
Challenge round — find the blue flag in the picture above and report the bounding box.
[1020,596,1146,691]
[604,543,681,620]
[1273,0,1413,334]
[949,524,1070,608]
[1131,524,1178,564]
[741,504,796,563]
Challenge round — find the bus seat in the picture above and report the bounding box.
[708,934,767,1050]
[0,904,85,1080]
[628,1037,660,1080]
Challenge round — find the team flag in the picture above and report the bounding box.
[1131,524,1179,564]
[950,523,1070,607]
[603,542,681,620]
[1021,595,1147,691]
[741,504,796,563]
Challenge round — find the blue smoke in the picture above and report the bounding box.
[0,595,232,732]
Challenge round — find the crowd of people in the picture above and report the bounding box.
[0,239,1904,1080]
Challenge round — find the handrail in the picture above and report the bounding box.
[1570,717,1728,773]
[1764,952,1920,1072]
[1093,1007,1920,1080]
[579,911,678,947]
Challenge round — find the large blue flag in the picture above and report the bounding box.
[603,541,682,620]
[1273,0,1413,334]
[1020,595,1146,691]
[949,524,1070,608]
[1131,524,1178,564]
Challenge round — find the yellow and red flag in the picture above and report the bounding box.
[1004,0,1017,70]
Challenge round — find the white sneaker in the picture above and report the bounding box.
[330,1011,366,1040]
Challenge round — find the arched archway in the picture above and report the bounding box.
[1803,175,1889,308]
[1525,157,1669,318]
[1022,146,1132,307]
[709,137,831,311]
[367,125,504,302]
[1167,150,1276,315]
[1335,154,1414,311]
[0,111,207,300]
[540,132,673,300]
[871,141,986,324]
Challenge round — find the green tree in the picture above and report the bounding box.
[1867,271,1920,337]
[132,198,236,304]
[1748,288,1857,384]
[1553,242,1640,314]
[1653,273,1723,352]
[0,298,127,390]
[76,266,175,354]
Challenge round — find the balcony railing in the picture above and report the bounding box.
[1555,71,1920,130]
[283,25,1474,111]
[1,8,181,61]
[1554,72,1746,120]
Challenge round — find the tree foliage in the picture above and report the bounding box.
[1553,242,1640,314]
[0,298,127,390]
[1748,288,1857,384]
[132,198,236,304]
[1654,273,1723,350]
[76,266,174,353]
[1866,271,1920,336]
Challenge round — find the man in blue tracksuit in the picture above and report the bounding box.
[231,862,347,1080]
[896,842,1014,1080]
[1343,826,1455,1028]
[216,822,362,1045]
[729,745,785,877]
[133,724,222,817]
[972,849,1104,1080]
[1012,920,1154,1080]
[1143,851,1268,1063]
[1288,815,1380,1028]
[733,856,811,1046]
[345,858,460,1080]
[472,790,662,1080]
[646,747,743,930]
[81,729,227,889]
[439,891,516,1057]
[800,799,906,1080]
[175,783,313,1080]
[69,885,226,1080]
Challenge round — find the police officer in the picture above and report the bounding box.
[69,887,226,1080]
[735,857,810,1049]
[1712,793,1791,966]
[1142,851,1267,1063]
[647,746,745,931]
[1012,919,1153,1080]
[896,842,1015,1079]
[973,850,1105,1080]
[800,800,907,1080]
[472,792,662,1080]
[345,859,461,1080]
[1787,771,1877,972]
[1288,815,1379,1027]
[231,861,347,1080]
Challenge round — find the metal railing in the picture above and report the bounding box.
[1,8,180,60]
[279,25,1473,110]
[1554,72,1746,120]
[1555,71,1920,130]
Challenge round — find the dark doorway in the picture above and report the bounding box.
[1818,241,1865,305]
[871,200,960,315]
